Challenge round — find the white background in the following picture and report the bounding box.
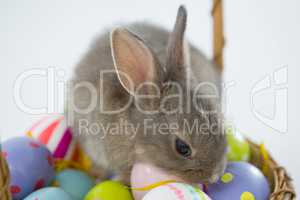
[0,0,299,192]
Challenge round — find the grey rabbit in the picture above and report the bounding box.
[69,5,227,185]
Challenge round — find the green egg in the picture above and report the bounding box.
[226,127,250,162]
[84,180,133,200]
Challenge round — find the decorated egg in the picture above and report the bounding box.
[131,162,187,200]
[24,187,73,200]
[226,126,250,161]
[142,183,211,200]
[27,114,76,160]
[55,169,95,200]
[1,137,55,200]
[207,162,270,200]
[84,180,133,200]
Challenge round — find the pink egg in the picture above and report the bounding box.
[130,162,185,200]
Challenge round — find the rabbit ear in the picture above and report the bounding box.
[110,28,158,95]
[166,5,190,80]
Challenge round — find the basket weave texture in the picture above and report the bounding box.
[248,140,295,200]
[0,149,11,200]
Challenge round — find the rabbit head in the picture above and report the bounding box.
[110,6,227,184]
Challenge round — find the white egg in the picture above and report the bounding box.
[142,183,211,200]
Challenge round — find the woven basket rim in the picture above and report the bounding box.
[248,140,296,200]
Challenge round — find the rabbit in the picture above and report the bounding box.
[68,5,227,185]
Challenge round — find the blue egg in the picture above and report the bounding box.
[24,187,73,200]
[2,137,55,200]
[55,169,95,200]
[207,162,270,200]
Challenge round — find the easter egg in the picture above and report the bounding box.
[142,183,211,200]
[207,162,270,200]
[24,187,73,200]
[84,180,133,200]
[55,169,95,200]
[226,127,250,161]
[27,114,76,160]
[131,162,186,200]
[2,137,55,200]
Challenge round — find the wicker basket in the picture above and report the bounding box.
[0,1,296,200]
[0,147,11,200]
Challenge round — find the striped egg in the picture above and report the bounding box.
[27,114,76,160]
[142,183,211,200]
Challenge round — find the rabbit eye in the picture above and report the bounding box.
[175,137,192,158]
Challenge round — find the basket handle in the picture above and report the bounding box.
[212,0,225,71]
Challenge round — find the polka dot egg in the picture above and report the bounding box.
[207,162,270,200]
[1,137,55,200]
